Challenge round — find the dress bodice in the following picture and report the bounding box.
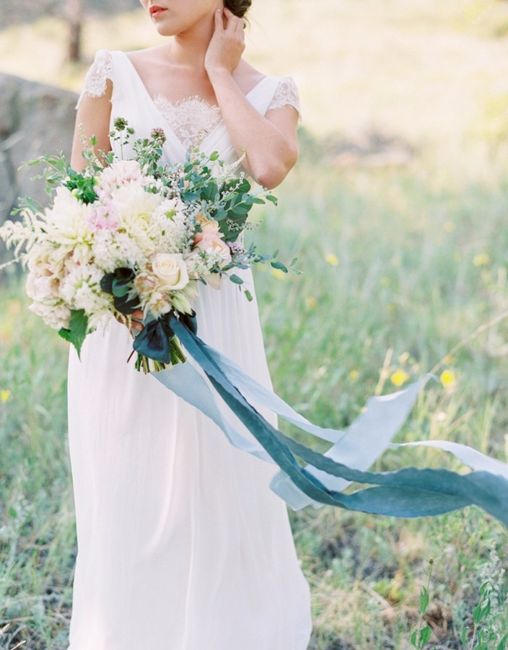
[75,48,302,169]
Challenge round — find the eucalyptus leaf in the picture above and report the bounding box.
[271,261,288,272]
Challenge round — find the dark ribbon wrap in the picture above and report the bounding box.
[155,314,508,527]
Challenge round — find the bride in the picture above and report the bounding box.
[67,1,313,648]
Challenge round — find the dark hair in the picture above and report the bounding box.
[224,0,252,18]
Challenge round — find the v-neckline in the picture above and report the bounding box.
[118,50,273,154]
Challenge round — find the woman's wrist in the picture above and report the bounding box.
[206,66,234,85]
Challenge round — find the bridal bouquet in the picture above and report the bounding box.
[0,118,290,372]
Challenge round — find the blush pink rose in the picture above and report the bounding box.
[194,222,231,263]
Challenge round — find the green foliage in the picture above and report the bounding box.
[20,152,69,194]
[100,267,140,315]
[410,559,434,648]
[57,309,88,358]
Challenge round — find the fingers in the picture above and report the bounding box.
[223,6,244,33]
[114,309,144,334]
[130,321,143,334]
[129,308,144,334]
[215,7,224,31]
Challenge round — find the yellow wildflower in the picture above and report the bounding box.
[305,296,317,309]
[271,268,286,280]
[0,389,11,403]
[390,368,409,387]
[325,253,339,266]
[440,369,457,389]
[349,369,360,382]
[473,253,490,267]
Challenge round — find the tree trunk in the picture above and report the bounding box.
[66,0,84,63]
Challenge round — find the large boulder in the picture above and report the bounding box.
[0,72,78,216]
[0,72,78,265]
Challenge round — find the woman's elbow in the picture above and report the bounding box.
[255,145,299,190]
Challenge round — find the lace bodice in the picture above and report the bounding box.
[152,93,223,152]
[75,49,302,152]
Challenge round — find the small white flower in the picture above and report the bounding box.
[25,273,60,302]
[96,160,146,198]
[29,301,71,330]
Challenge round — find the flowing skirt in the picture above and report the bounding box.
[66,267,313,650]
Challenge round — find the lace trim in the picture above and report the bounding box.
[266,76,302,123]
[75,48,113,110]
[75,50,303,132]
[152,93,223,151]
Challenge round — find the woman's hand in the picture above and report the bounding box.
[115,308,144,337]
[204,7,246,77]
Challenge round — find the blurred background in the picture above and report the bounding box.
[0,1,507,648]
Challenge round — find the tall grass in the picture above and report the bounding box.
[1,0,508,647]
[1,137,507,648]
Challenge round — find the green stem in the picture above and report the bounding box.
[171,335,187,363]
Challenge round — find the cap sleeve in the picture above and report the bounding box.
[75,48,114,110]
[266,75,302,125]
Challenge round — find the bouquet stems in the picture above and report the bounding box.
[134,334,187,374]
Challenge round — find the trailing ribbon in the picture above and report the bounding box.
[149,315,508,527]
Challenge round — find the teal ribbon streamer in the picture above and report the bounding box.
[183,333,508,512]
[150,316,508,526]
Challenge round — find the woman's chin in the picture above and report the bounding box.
[155,27,173,36]
[151,15,178,36]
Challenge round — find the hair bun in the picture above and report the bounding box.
[225,0,252,18]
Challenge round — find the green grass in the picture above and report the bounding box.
[1,0,508,647]
[255,139,508,648]
[1,136,507,649]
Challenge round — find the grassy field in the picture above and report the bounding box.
[1,1,508,648]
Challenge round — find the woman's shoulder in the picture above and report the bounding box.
[239,61,299,94]
[254,68,301,122]
[75,48,117,110]
[235,61,302,122]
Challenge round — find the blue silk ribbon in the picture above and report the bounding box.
[149,316,508,526]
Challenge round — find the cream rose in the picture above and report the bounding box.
[151,253,189,290]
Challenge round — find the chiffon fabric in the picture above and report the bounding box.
[66,49,313,650]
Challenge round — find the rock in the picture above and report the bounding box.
[0,72,78,265]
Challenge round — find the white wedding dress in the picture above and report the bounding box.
[66,48,312,650]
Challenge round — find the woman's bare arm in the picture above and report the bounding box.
[208,68,299,190]
[205,7,300,190]
[70,78,113,172]
[70,78,146,331]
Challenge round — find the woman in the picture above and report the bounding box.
[67,1,312,648]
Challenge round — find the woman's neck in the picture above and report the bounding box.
[161,16,215,72]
